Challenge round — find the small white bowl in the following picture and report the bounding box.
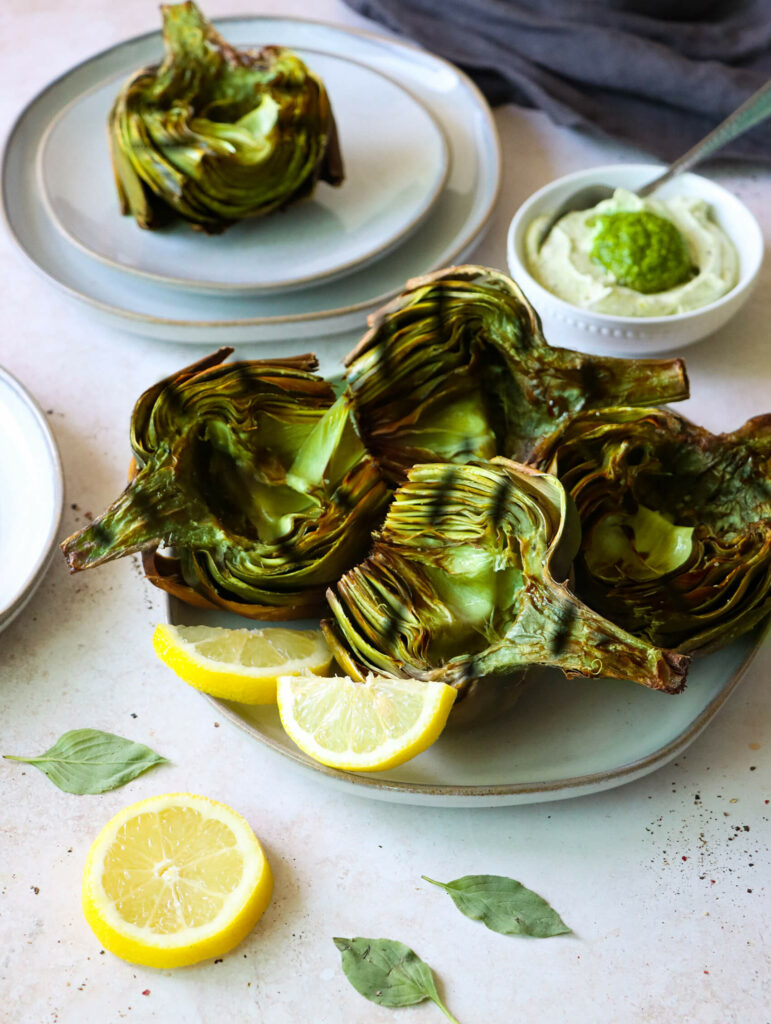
[506,163,764,356]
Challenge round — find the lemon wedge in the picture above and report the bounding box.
[82,792,273,968]
[152,623,333,704]
[276,674,457,772]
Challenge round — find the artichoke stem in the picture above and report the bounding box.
[530,583,689,693]
[61,463,192,572]
[584,353,689,408]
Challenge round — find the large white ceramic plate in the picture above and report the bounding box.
[168,596,767,807]
[39,51,449,295]
[0,368,63,632]
[2,17,500,344]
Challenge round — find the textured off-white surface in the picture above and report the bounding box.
[0,2,768,1023]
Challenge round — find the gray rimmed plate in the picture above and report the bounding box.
[1,16,500,344]
[168,596,767,807]
[0,367,63,632]
[39,50,449,296]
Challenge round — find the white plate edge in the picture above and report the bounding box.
[0,367,64,630]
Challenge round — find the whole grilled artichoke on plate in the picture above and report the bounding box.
[343,266,690,485]
[324,458,689,695]
[528,406,771,653]
[109,1,343,232]
[61,349,389,619]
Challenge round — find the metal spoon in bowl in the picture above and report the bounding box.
[536,79,771,250]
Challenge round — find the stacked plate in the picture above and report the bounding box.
[0,368,63,634]
[2,17,501,344]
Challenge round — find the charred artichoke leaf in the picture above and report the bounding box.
[343,266,689,485]
[527,406,771,653]
[61,350,389,620]
[324,459,688,694]
[109,1,343,232]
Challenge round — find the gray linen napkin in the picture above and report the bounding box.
[345,0,771,163]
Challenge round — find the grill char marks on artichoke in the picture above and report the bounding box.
[109,1,343,233]
[342,266,690,486]
[61,349,390,620]
[323,459,689,694]
[527,407,771,653]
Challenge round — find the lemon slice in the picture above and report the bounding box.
[82,792,273,968]
[152,623,333,704]
[276,674,457,772]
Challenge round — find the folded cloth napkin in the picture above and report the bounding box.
[345,0,771,163]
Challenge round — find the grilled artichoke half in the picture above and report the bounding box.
[324,459,689,695]
[528,406,771,653]
[343,266,689,485]
[109,1,343,232]
[61,349,389,619]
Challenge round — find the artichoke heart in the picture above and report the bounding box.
[109,1,344,232]
[61,349,390,620]
[343,265,689,485]
[528,406,771,652]
[324,459,689,694]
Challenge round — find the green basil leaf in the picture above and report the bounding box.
[333,937,460,1023]
[422,874,571,938]
[4,728,168,794]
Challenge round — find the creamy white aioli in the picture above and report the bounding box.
[525,188,738,316]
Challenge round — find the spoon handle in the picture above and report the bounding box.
[638,79,771,197]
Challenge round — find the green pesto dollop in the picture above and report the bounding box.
[590,211,694,294]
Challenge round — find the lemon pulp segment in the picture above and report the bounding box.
[82,793,273,968]
[277,674,457,772]
[152,623,333,703]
